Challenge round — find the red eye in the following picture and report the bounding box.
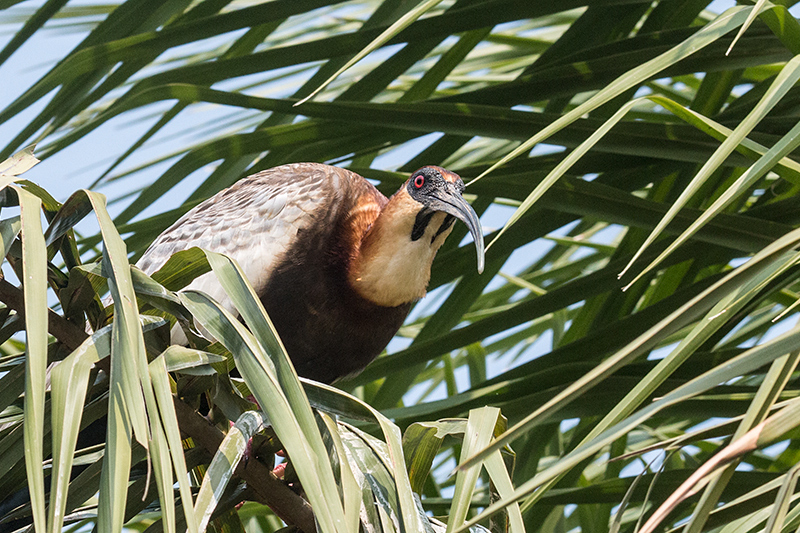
[414,175,425,188]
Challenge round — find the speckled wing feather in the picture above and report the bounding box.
[137,163,342,316]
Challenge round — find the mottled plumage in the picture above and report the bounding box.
[138,162,483,383]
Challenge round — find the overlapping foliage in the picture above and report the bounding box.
[0,148,520,532]
[3,0,800,532]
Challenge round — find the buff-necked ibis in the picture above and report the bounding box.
[137,163,484,383]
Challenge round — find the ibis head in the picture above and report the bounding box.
[348,166,484,308]
[138,163,484,383]
[407,166,485,274]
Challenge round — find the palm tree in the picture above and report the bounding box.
[2,0,800,532]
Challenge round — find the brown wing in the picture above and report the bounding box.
[137,162,386,317]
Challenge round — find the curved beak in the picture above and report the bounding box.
[430,184,485,274]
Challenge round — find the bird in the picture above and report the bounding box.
[137,162,484,384]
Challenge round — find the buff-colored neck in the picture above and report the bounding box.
[348,191,453,308]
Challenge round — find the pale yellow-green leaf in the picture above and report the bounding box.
[483,449,525,533]
[486,98,640,250]
[621,54,800,286]
[763,462,800,533]
[0,217,21,269]
[179,288,348,533]
[194,409,265,532]
[17,185,47,533]
[447,407,500,533]
[725,0,768,55]
[295,0,446,106]
[48,326,108,533]
[320,413,362,533]
[0,145,38,187]
[149,355,199,533]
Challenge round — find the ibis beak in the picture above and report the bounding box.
[431,184,485,274]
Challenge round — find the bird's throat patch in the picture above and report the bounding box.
[432,214,455,243]
[411,208,435,241]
